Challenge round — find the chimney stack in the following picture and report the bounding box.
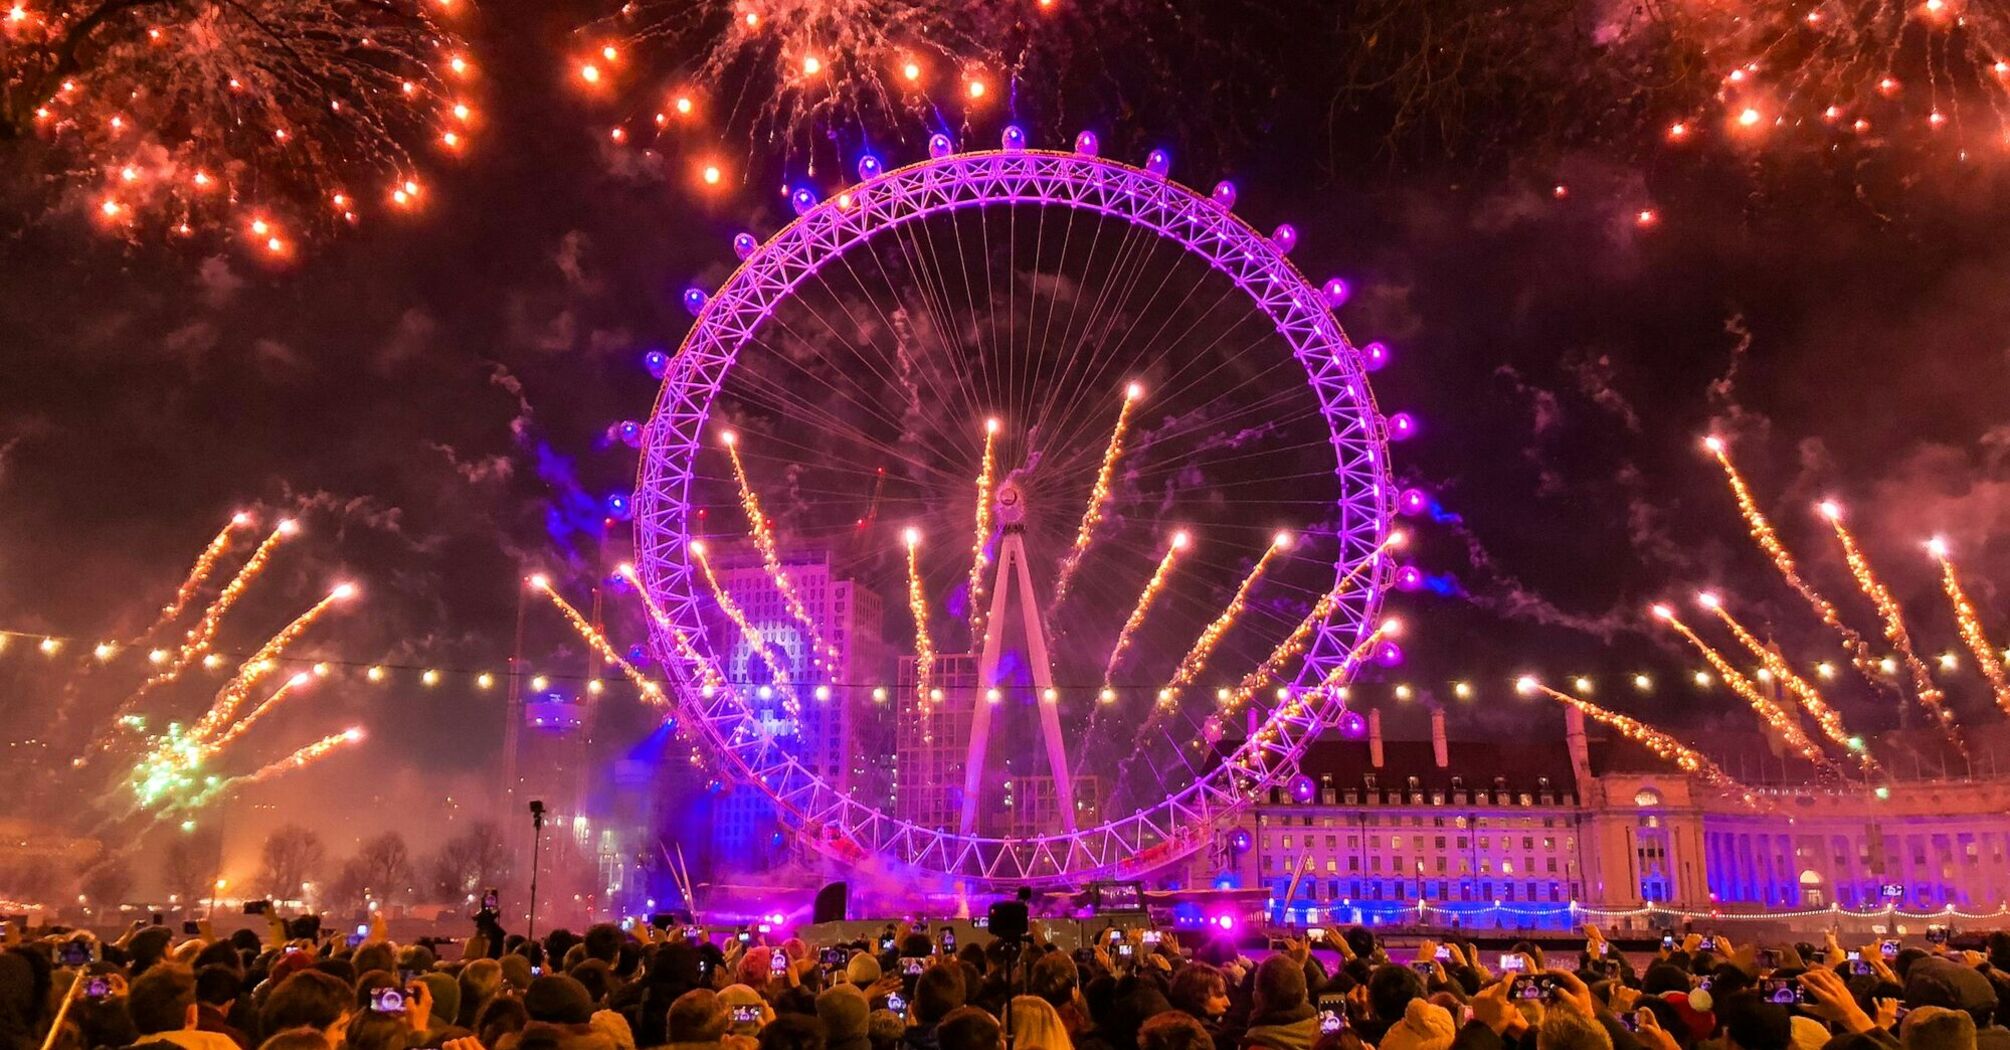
[1368,707,1385,768]
[1565,705,1592,792]
[1431,705,1449,768]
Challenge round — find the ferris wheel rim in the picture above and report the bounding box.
[632,139,1396,886]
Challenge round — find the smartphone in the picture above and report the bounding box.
[731,1005,762,1025]
[531,965,543,977]
[1142,930,1163,946]
[244,900,271,916]
[1117,943,1135,959]
[695,959,712,981]
[900,956,926,976]
[1845,949,1861,962]
[649,914,674,931]
[1319,1011,1345,1035]
[355,923,370,938]
[757,923,772,934]
[1411,961,1435,976]
[1926,926,1949,945]
[481,889,499,912]
[1661,929,1676,950]
[887,993,907,1020]
[1500,953,1526,973]
[879,935,896,952]
[620,917,636,932]
[972,916,989,930]
[770,950,789,974]
[369,987,407,1014]
[83,977,113,1001]
[58,941,92,967]
[821,947,849,968]
[1512,975,1557,1001]
[941,930,956,952]
[182,921,201,936]
[1434,945,1451,961]
[1307,928,1324,943]
[1849,960,1873,976]
[1760,978,1808,1006]
[1757,948,1781,970]
[684,926,705,941]
[151,913,165,926]
[738,929,752,944]
[1880,939,1900,959]
[346,933,366,948]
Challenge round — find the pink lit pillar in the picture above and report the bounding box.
[1430,706,1449,768]
[1368,707,1384,768]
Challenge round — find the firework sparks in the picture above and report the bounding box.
[144,512,252,638]
[614,562,724,689]
[205,672,312,752]
[1101,530,1189,689]
[968,418,1000,640]
[1241,617,1398,751]
[1818,501,1963,747]
[534,575,665,708]
[1051,385,1140,616]
[1927,537,2010,716]
[2,0,475,248]
[190,582,357,743]
[722,432,837,669]
[689,540,801,719]
[1696,592,1880,777]
[1517,677,1763,808]
[1156,531,1291,710]
[903,528,934,720]
[198,727,364,801]
[1704,437,1886,690]
[169,519,298,673]
[1653,603,1836,771]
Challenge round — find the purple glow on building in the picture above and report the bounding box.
[1001,125,1027,151]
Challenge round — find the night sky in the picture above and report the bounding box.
[4,0,2010,863]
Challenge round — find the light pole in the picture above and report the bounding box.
[527,800,546,944]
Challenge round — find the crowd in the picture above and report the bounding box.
[3,911,2009,1050]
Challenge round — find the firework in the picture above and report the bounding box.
[2,0,475,248]
[1157,532,1291,710]
[144,512,252,638]
[1927,537,2010,716]
[190,582,356,742]
[534,575,665,707]
[1516,677,1763,808]
[1653,0,2010,158]
[165,519,299,677]
[968,418,1000,640]
[1696,592,1880,777]
[615,562,725,689]
[202,727,364,799]
[1818,502,1963,747]
[1703,438,1885,690]
[205,672,312,752]
[1051,385,1140,616]
[903,528,934,716]
[689,540,801,719]
[1101,530,1190,689]
[1243,617,1399,751]
[1653,604,1835,770]
[722,432,837,668]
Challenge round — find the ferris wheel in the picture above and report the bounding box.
[631,126,1401,887]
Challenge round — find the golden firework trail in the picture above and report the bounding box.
[689,541,801,720]
[1157,533,1291,710]
[1697,593,1879,776]
[1927,539,2010,717]
[144,513,253,638]
[125,519,299,700]
[191,583,356,742]
[1704,439,1884,688]
[542,573,715,754]
[1241,617,1398,753]
[904,530,935,724]
[1819,503,1964,749]
[218,727,364,791]
[614,562,724,690]
[1101,531,1190,689]
[207,672,313,752]
[1521,679,1763,809]
[1654,605,1836,771]
[968,419,1000,640]
[722,433,836,668]
[1050,385,1141,616]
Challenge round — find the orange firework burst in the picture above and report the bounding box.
[688,540,800,719]
[1155,532,1291,710]
[968,418,1000,640]
[1101,530,1189,689]
[191,582,356,742]
[206,671,312,752]
[144,512,253,637]
[1516,677,1763,809]
[1927,537,2010,716]
[1704,438,1885,690]
[1818,501,1963,748]
[222,727,364,790]
[1051,384,1140,616]
[614,562,723,690]
[1245,618,1400,751]
[1653,603,1836,771]
[1696,592,1880,777]
[903,528,934,719]
[172,518,298,667]
[722,432,837,668]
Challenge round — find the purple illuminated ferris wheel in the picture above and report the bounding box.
[631,127,1403,888]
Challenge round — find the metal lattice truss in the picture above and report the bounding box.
[633,143,1395,887]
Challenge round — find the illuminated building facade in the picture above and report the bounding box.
[1185,708,2010,928]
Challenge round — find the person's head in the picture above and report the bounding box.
[1986,933,2010,974]
[740,947,777,989]
[524,975,596,1025]
[1343,928,1378,963]
[1027,951,1078,1012]
[759,1013,829,1050]
[1138,1012,1213,1050]
[938,1006,1004,1050]
[351,944,395,978]
[342,1010,412,1050]
[584,925,624,966]
[1718,994,1792,1050]
[1906,959,2001,1029]
[195,964,241,1009]
[129,963,197,1036]
[719,984,772,1036]
[1535,1013,1612,1050]
[476,995,530,1049]
[816,985,870,1045]
[570,959,614,1005]
[669,988,731,1044]
[1007,995,1073,1050]
[257,1028,333,1050]
[1253,954,1309,1016]
[1168,962,1228,1022]
[1642,964,1692,998]
[846,953,882,990]
[1365,964,1425,1023]
[914,965,967,1025]
[1904,1007,1979,1050]
[866,1010,905,1050]
[264,970,354,1038]
[396,945,436,975]
[193,940,242,976]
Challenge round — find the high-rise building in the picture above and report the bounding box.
[894,652,979,829]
